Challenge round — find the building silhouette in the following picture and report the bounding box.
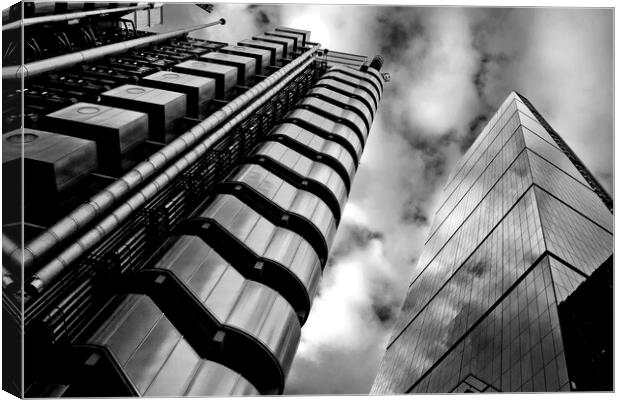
[371,92,612,393]
[2,3,384,396]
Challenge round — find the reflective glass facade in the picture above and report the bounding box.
[371,92,612,393]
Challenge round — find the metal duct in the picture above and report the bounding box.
[27,49,320,293]
[2,233,21,275]
[2,3,162,31]
[2,18,226,80]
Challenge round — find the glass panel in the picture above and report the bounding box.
[535,187,613,276]
[428,131,526,247]
[523,128,589,186]
[388,189,544,365]
[377,256,569,394]
[518,112,561,149]
[548,257,587,304]
[411,151,533,298]
[436,109,521,223]
[442,99,519,194]
[528,149,612,232]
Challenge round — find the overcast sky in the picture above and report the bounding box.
[161,3,613,394]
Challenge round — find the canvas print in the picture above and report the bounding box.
[1,1,613,397]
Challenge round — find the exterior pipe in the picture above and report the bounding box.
[26,46,320,293]
[2,3,162,31]
[324,49,368,60]
[2,233,21,276]
[2,18,226,80]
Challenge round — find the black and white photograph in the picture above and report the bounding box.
[1,1,614,397]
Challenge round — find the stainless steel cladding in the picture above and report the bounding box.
[239,39,285,65]
[2,129,98,194]
[183,193,323,318]
[44,103,149,173]
[85,294,264,396]
[100,85,188,141]
[252,34,295,58]
[173,60,239,99]
[199,52,257,85]
[7,18,384,397]
[140,71,216,119]
[220,45,272,75]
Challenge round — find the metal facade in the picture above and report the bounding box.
[2,5,384,396]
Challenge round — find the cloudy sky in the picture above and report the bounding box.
[161,3,613,394]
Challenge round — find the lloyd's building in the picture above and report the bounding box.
[2,3,385,397]
[372,92,613,393]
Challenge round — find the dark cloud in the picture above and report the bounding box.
[328,223,384,263]
[374,8,426,61]
[246,4,278,27]
[401,199,428,226]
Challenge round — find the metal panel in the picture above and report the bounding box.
[199,194,322,302]
[100,84,187,142]
[275,26,310,45]
[252,34,294,58]
[229,163,338,248]
[323,69,381,105]
[199,52,256,85]
[186,361,259,396]
[172,60,238,99]
[2,128,97,193]
[297,97,368,143]
[285,108,363,160]
[44,102,148,172]
[330,64,384,94]
[238,39,284,64]
[317,77,377,114]
[271,122,356,180]
[254,141,348,209]
[264,30,300,51]
[155,233,311,368]
[219,45,271,74]
[140,71,216,118]
[307,86,372,132]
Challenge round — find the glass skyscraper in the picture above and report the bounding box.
[371,92,612,393]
